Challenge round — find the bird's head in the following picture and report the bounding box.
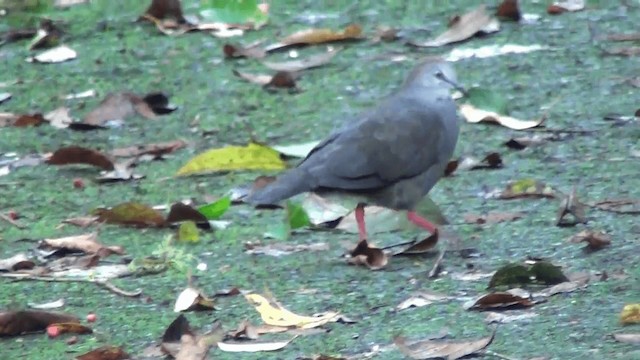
[405,59,465,94]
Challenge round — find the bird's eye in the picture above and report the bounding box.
[434,70,444,78]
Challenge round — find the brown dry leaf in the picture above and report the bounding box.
[166,202,210,229]
[496,0,521,21]
[94,202,167,228]
[394,330,494,360]
[244,241,329,257]
[548,0,585,14]
[567,230,611,251]
[46,146,115,170]
[174,287,216,312]
[262,47,341,72]
[463,211,525,224]
[229,319,261,340]
[44,107,74,128]
[26,45,77,63]
[451,271,496,282]
[160,315,224,359]
[395,231,439,255]
[143,0,186,23]
[450,152,503,173]
[76,345,130,360]
[613,333,640,345]
[535,281,584,297]
[96,159,144,183]
[409,6,500,47]
[590,198,640,215]
[397,292,449,311]
[61,216,100,228]
[461,103,544,130]
[0,113,46,127]
[40,233,125,257]
[110,140,187,158]
[83,92,156,126]
[556,188,587,226]
[485,311,538,324]
[620,304,640,325]
[372,25,400,42]
[347,239,388,270]
[499,179,556,199]
[604,47,640,57]
[0,253,35,272]
[233,69,299,89]
[0,310,79,336]
[245,293,339,329]
[223,42,266,59]
[278,24,362,47]
[504,134,557,150]
[52,322,93,335]
[464,292,534,311]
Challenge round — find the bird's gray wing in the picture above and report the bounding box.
[298,94,447,191]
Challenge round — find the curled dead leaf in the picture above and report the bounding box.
[464,292,534,311]
[347,239,388,270]
[409,6,500,47]
[567,230,611,251]
[394,330,494,360]
[461,103,544,130]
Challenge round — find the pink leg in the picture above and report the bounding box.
[355,204,367,241]
[407,211,437,234]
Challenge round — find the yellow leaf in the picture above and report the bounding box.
[176,142,286,176]
[177,221,199,243]
[621,304,640,325]
[245,293,338,329]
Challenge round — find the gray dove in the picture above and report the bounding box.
[246,59,461,241]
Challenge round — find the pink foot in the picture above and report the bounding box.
[407,211,437,234]
[355,203,367,241]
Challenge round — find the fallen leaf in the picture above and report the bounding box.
[0,93,11,104]
[178,221,200,243]
[372,25,400,42]
[109,140,187,158]
[44,106,74,128]
[0,253,35,272]
[613,333,640,344]
[567,230,611,251]
[408,6,500,47]
[590,198,640,214]
[245,293,338,329]
[40,233,125,257]
[26,45,76,63]
[461,104,543,130]
[394,231,439,255]
[449,152,503,174]
[397,292,449,311]
[0,113,46,127]
[28,299,65,310]
[197,196,231,220]
[272,140,322,158]
[394,330,494,360]
[63,89,96,100]
[51,322,93,335]
[496,0,521,21]
[548,0,585,14]
[463,212,524,224]
[347,239,388,270]
[556,187,587,226]
[174,287,216,312]
[46,146,115,170]
[160,315,223,360]
[535,281,584,297]
[488,263,532,288]
[166,202,210,228]
[223,42,266,59]
[94,202,166,228]
[244,241,329,257]
[83,92,156,126]
[143,0,187,23]
[446,43,547,62]
[267,24,362,51]
[504,134,557,150]
[464,292,534,310]
[485,311,537,324]
[177,142,286,176]
[233,69,299,89]
[262,48,341,72]
[61,216,100,228]
[76,345,130,360]
[217,337,296,353]
[499,179,556,199]
[620,304,640,325]
[0,310,79,336]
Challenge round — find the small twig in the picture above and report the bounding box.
[0,273,141,298]
[529,128,595,134]
[428,250,446,278]
[0,213,25,229]
[381,239,416,251]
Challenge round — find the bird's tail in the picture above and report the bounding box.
[244,168,312,205]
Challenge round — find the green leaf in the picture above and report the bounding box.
[178,221,200,243]
[466,87,509,115]
[198,196,231,220]
[286,201,310,230]
[488,263,532,288]
[199,0,268,27]
[264,223,289,241]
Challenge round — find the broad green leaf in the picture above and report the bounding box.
[198,196,231,220]
[286,201,310,230]
[466,87,508,115]
[93,202,166,228]
[199,0,268,28]
[178,221,200,243]
[176,142,286,176]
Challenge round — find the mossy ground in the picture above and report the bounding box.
[0,1,639,359]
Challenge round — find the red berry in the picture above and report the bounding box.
[73,178,85,189]
[7,210,18,220]
[86,313,97,323]
[47,325,60,338]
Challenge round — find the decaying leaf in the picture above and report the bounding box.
[93,202,167,228]
[76,345,130,360]
[245,293,339,329]
[177,142,286,176]
[445,43,547,62]
[40,233,125,257]
[556,187,587,226]
[567,230,611,251]
[504,134,558,150]
[590,198,640,215]
[548,0,585,14]
[262,47,341,72]
[232,69,299,89]
[372,25,400,42]
[166,202,210,229]
[485,311,538,324]
[46,146,115,170]
[394,231,439,255]
[223,42,266,59]
[535,281,584,297]
[0,253,35,272]
[448,152,503,174]
[463,212,525,224]
[0,310,79,336]
[496,0,521,21]
[49,322,93,335]
[83,92,160,126]
[461,104,544,130]
[160,315,224,360]
[26,45,77,63]
[110,140,187,158]
[266,24,362,51]
[244,241,329,257]
[174,287,216,312]
[409,6,500,47]
[464,292,534,310]
[613,333,640,344]
[499,179,556,199]
[347,239,388,270]
[143,0,187,23]
[620,304,640,325]
[44,106,74,128]
[0,113,46,127]
[394,330,494,360]
[397,292,449,311]
[61,216,100,228]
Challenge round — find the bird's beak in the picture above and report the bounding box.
[438,73,467,96]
